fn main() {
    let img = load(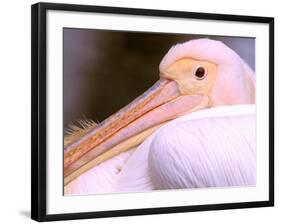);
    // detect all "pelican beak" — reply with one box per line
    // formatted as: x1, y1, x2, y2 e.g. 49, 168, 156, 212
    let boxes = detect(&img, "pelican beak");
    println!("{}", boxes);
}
64, 79, 210, 185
